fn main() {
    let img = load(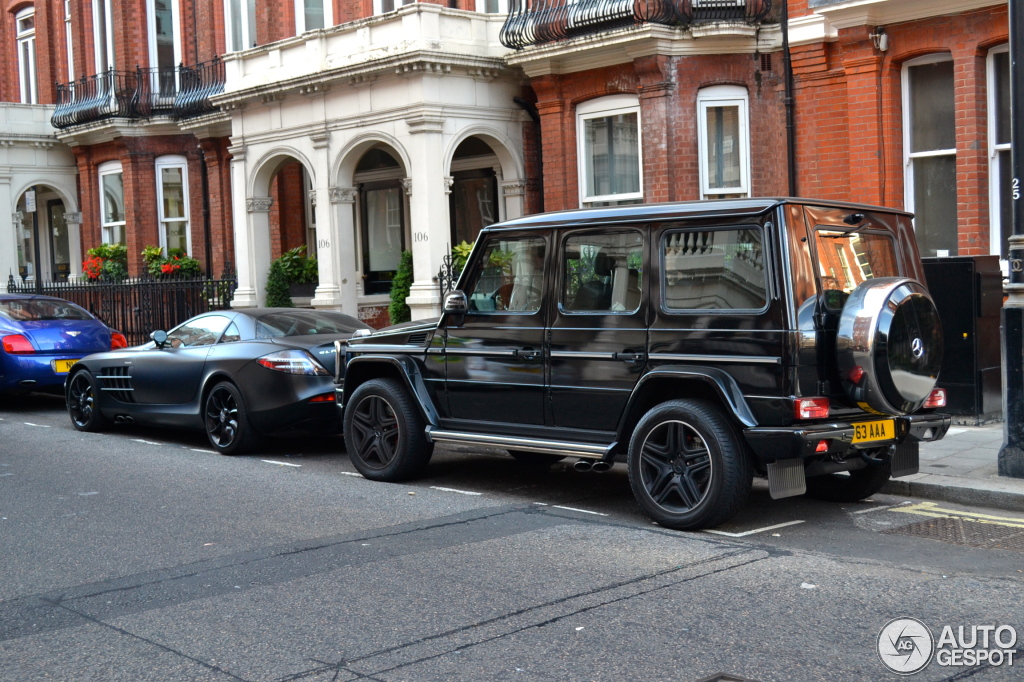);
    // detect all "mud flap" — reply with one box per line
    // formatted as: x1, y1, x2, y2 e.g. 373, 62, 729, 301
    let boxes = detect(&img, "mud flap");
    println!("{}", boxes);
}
890, 441, 920, 478
767, 458, 806, 499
